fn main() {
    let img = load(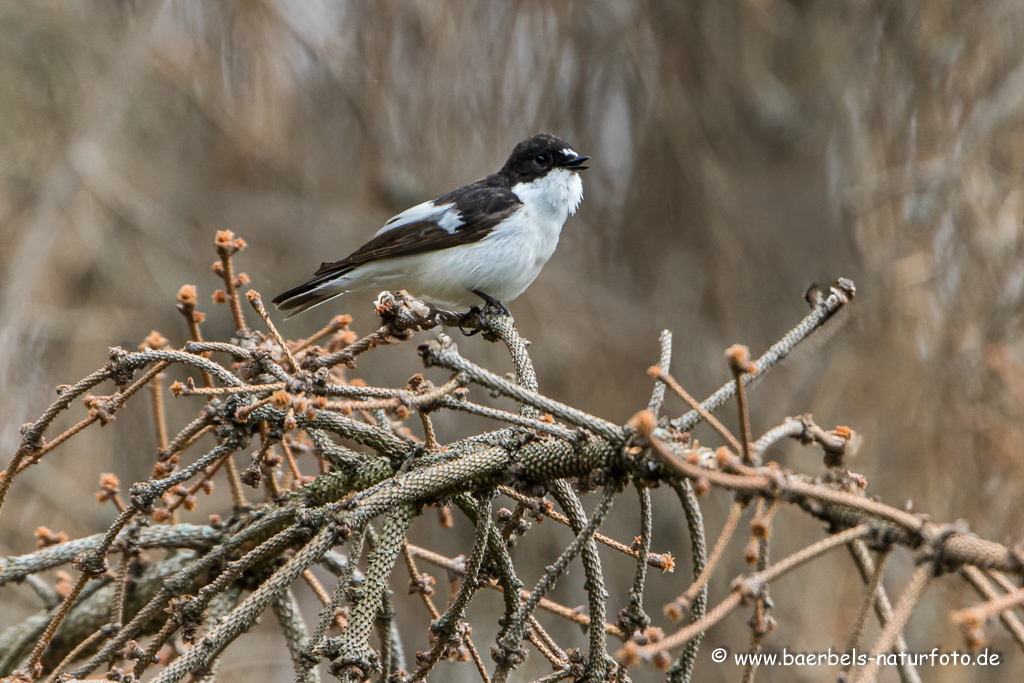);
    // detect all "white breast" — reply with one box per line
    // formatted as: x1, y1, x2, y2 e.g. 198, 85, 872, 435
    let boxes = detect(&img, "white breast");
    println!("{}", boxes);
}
512, 168, 584, 220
